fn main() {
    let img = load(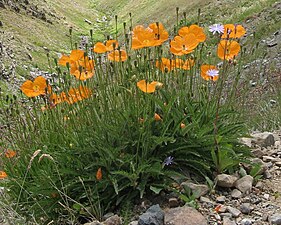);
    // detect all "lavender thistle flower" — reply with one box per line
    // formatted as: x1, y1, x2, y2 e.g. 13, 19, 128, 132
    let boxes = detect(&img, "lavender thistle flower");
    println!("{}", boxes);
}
209, 24, 224, 35
163, 156, 174, 166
